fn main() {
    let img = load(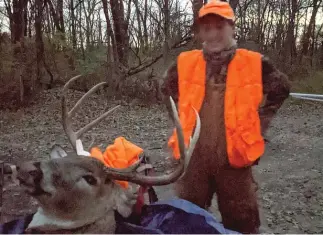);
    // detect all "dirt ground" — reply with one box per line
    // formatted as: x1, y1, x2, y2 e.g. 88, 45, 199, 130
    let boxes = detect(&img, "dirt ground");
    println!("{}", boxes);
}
0, 88, 322, 233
